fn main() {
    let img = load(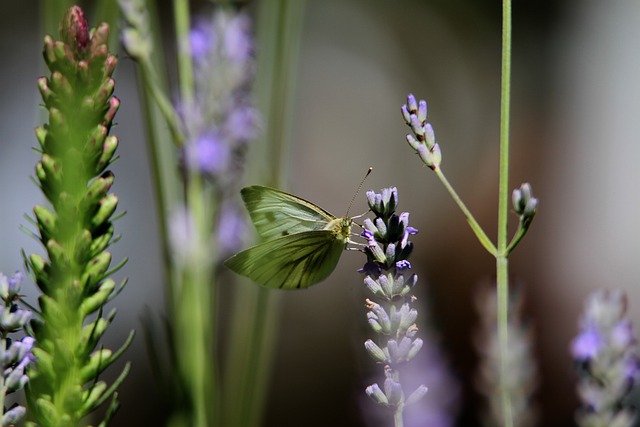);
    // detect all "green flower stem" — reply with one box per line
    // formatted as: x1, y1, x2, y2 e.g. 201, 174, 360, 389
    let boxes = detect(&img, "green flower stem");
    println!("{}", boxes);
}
173, 0, 194, 106
433, 167, 497, 256
394, 408, 404, 427
505, 223, 527, 255
497, 0, 513, 427
136, 68, 180, 299
179, 173, 218, 427
392, 370, 404, 427
139, 58, 186, 145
